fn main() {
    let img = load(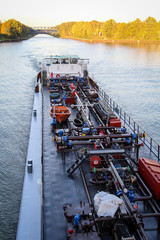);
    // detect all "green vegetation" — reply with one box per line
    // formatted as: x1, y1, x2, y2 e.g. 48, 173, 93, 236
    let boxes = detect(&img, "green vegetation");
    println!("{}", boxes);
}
0, 19, 33, 42
1, 17, 160, 43
57, 17, 160, 41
